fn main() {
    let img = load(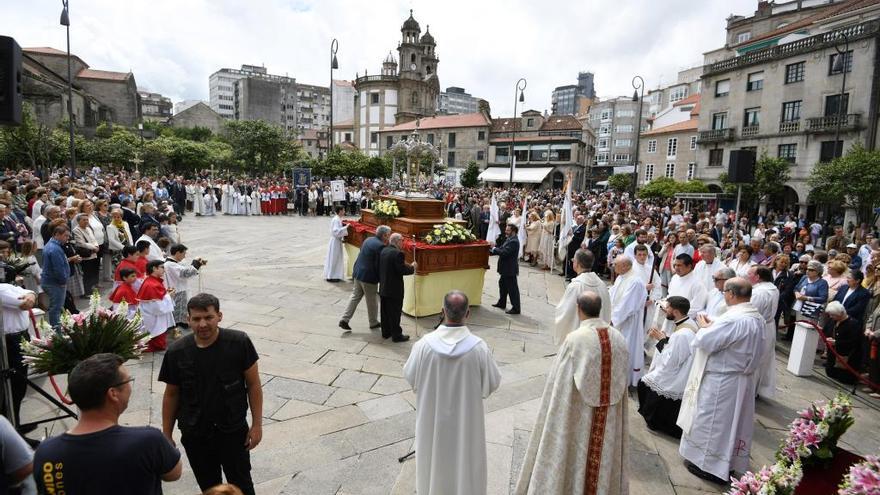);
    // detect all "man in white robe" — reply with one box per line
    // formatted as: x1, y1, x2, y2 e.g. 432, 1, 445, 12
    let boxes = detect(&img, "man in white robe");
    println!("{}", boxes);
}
704, 267, 735, 318
515, 290, 629, 495
747, 265, 779, 400
624, 228, 654, 268
638, 296, 697, 438
678, 277, 765, 484
323, 206, 348, 282
653, 253, 707, 339
555, 249, 611, 344
404, 291, 501, 495
610, 256, 648, 387
692, 244, 724, 294
135, 224, 165, 262
631, 244, 662, 350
